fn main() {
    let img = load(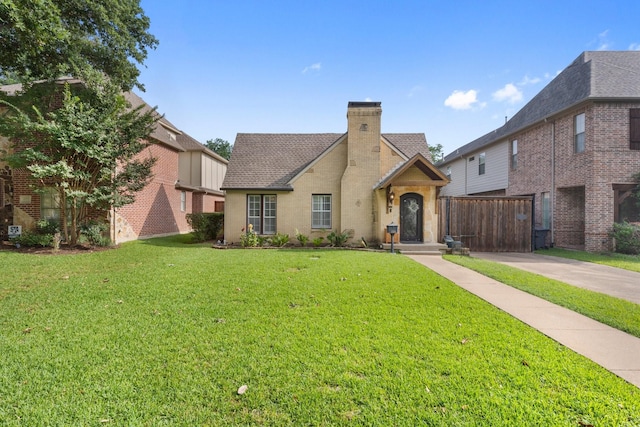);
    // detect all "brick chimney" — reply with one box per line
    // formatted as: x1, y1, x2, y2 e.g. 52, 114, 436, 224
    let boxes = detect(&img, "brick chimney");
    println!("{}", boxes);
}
341, 101, 382, 241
